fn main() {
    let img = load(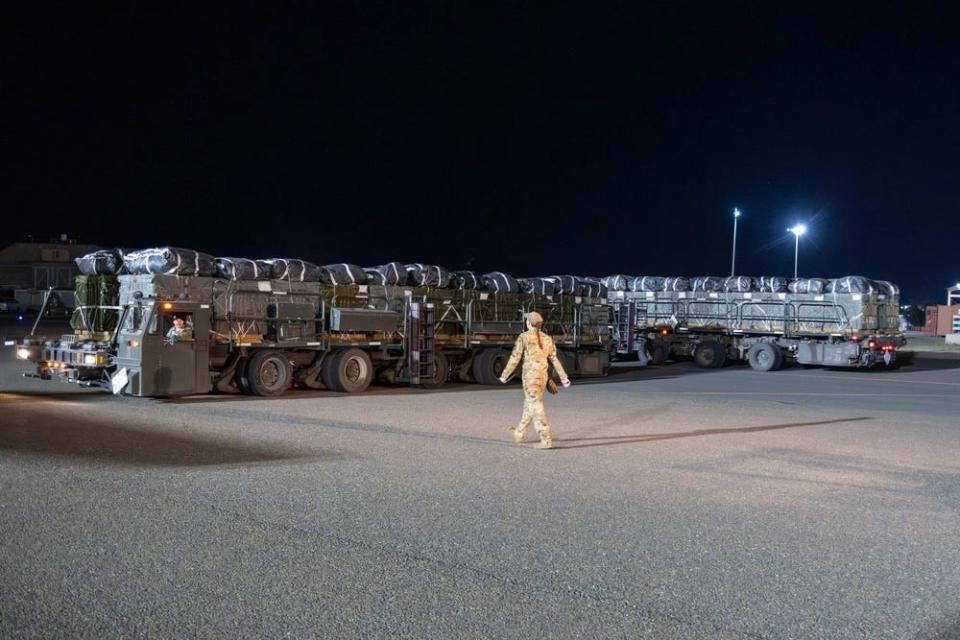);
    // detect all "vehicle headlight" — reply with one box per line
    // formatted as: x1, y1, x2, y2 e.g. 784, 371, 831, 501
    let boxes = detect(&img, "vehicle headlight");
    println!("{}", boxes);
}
16, 347, 31, 360
83, 354, 101, 366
